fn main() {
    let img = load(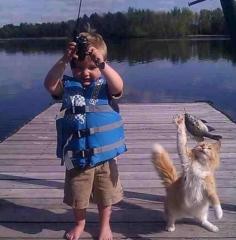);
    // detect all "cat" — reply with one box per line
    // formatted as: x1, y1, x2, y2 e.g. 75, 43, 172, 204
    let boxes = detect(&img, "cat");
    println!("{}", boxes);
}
152, 114, 223, 232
